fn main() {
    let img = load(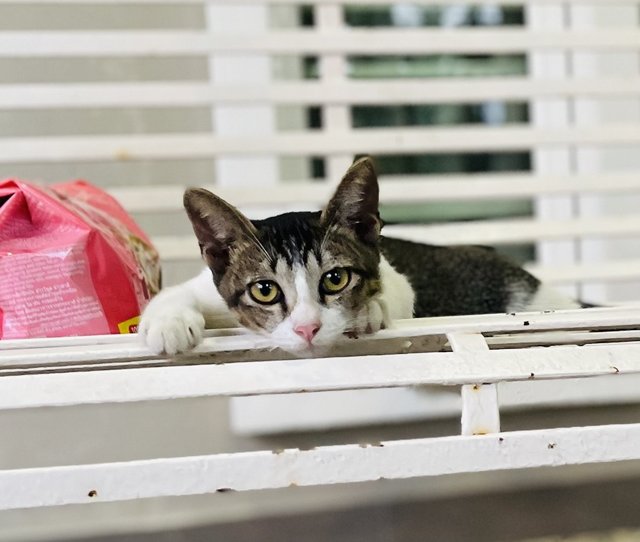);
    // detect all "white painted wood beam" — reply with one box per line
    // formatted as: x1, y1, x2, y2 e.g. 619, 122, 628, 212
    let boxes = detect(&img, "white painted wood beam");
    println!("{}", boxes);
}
2, 423, 640, 511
